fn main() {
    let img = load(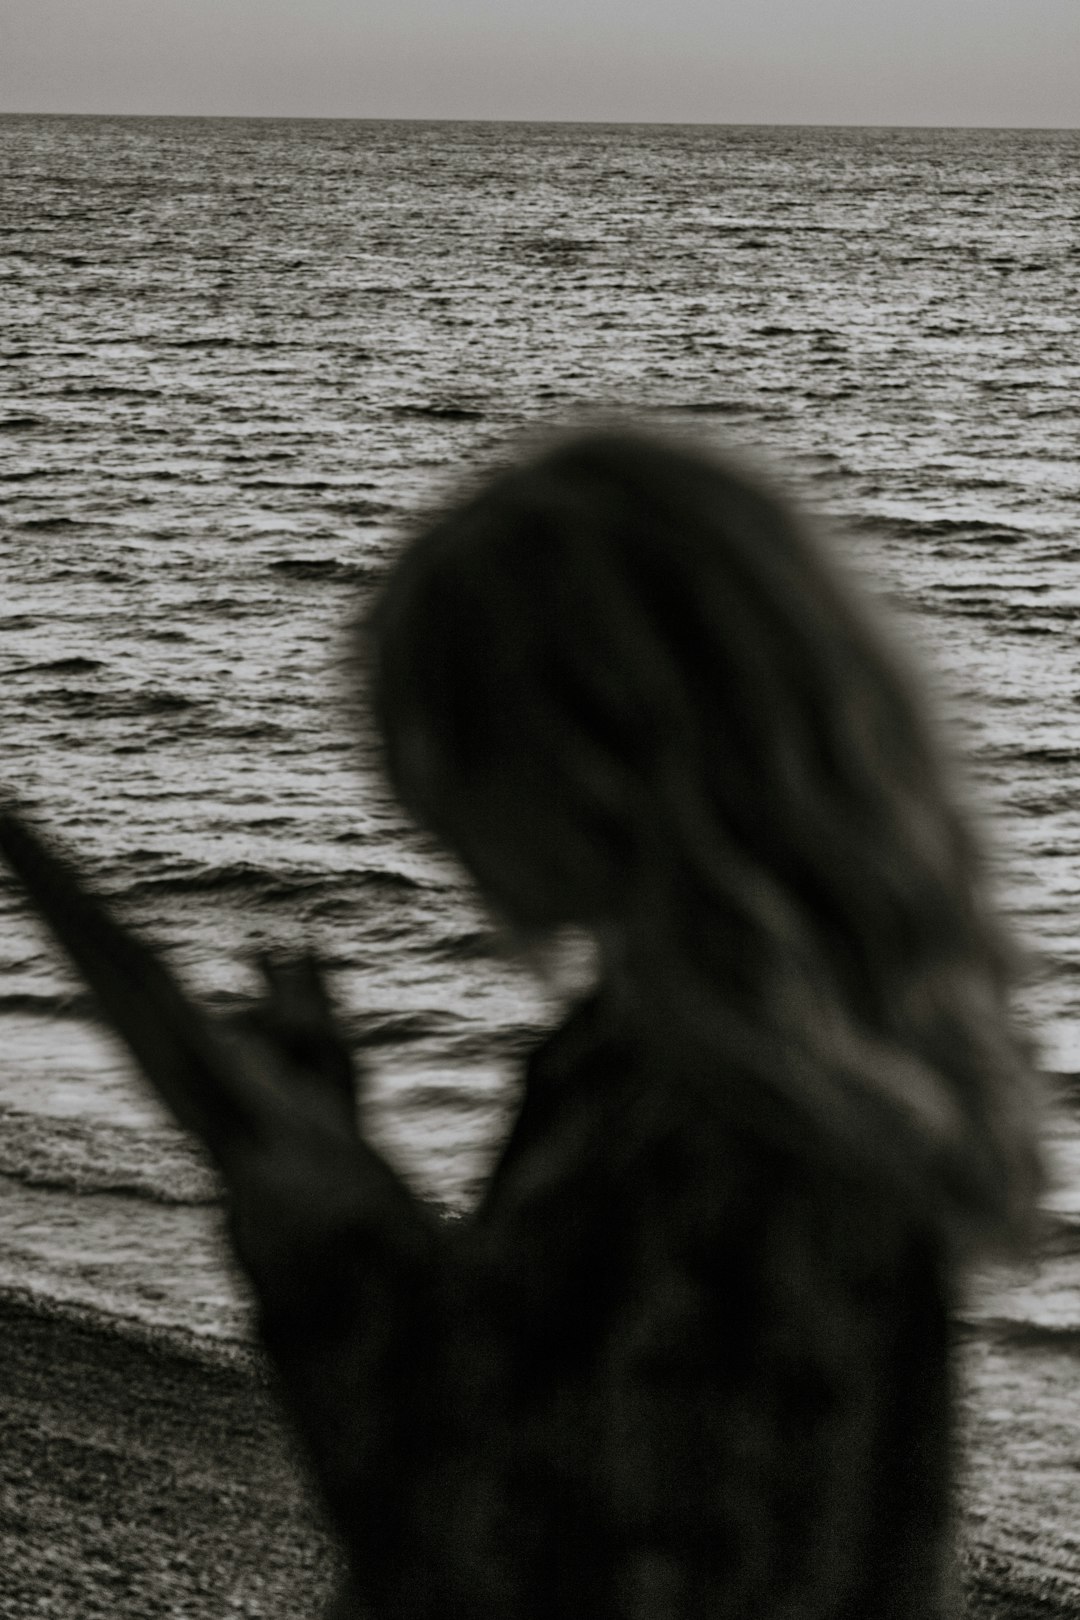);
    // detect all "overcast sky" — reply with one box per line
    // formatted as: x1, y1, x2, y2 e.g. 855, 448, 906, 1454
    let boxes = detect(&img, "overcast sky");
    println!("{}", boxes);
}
3, 0, 1079, 125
